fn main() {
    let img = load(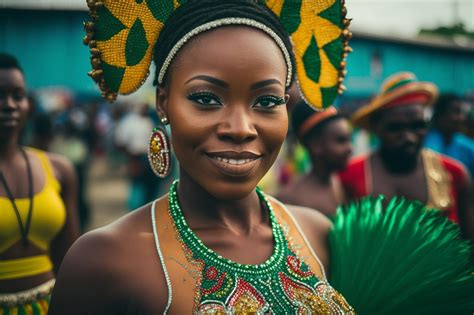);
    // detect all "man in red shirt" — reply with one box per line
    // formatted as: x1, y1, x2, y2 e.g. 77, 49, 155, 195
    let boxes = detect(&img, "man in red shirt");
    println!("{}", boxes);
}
339, 72, 473, 243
